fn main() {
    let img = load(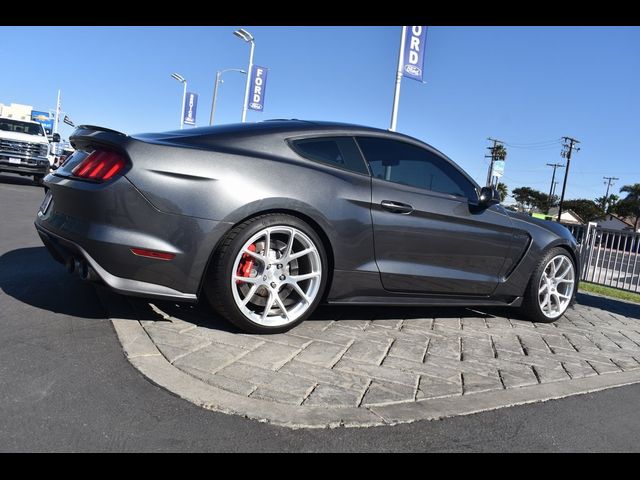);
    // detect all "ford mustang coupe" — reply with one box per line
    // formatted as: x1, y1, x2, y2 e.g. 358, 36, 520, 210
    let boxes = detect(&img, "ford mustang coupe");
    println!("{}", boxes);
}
35, 120, 578, 333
